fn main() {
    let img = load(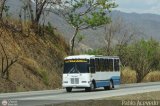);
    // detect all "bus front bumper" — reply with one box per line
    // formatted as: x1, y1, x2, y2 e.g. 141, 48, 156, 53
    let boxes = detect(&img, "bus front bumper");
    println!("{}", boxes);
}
62, 83, 90, 88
